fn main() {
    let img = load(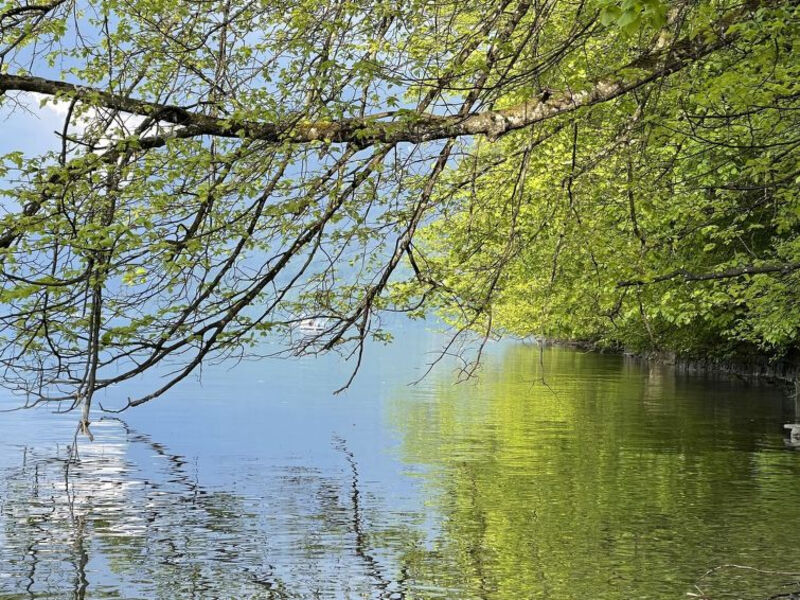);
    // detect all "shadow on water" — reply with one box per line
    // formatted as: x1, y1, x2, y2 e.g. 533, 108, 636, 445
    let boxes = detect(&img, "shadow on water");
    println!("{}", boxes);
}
1, 342, 800, 599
